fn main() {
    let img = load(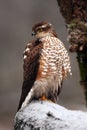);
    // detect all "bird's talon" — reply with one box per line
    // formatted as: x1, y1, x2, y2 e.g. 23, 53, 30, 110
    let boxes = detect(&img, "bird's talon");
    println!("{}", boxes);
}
39, 95, 47, 101
39, 95, 53, 102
